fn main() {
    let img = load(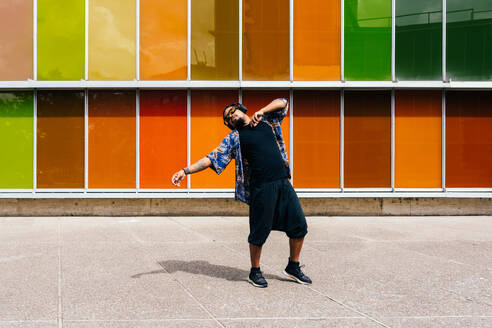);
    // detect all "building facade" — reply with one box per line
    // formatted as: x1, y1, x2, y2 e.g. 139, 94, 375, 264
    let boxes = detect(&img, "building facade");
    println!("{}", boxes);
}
0, 0, 491, 205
